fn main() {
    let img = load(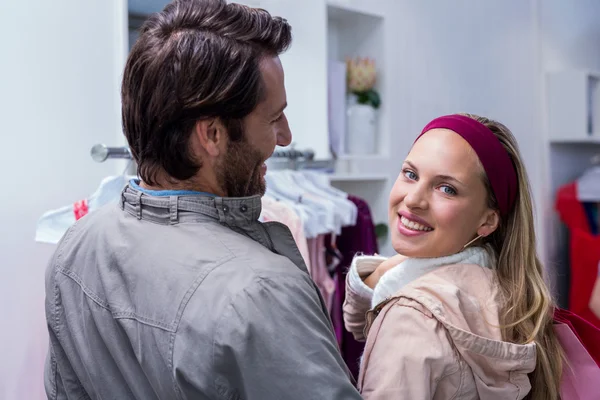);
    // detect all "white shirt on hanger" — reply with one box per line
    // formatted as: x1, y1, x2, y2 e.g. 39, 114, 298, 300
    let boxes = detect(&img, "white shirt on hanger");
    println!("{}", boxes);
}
36, 175, 134, 244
